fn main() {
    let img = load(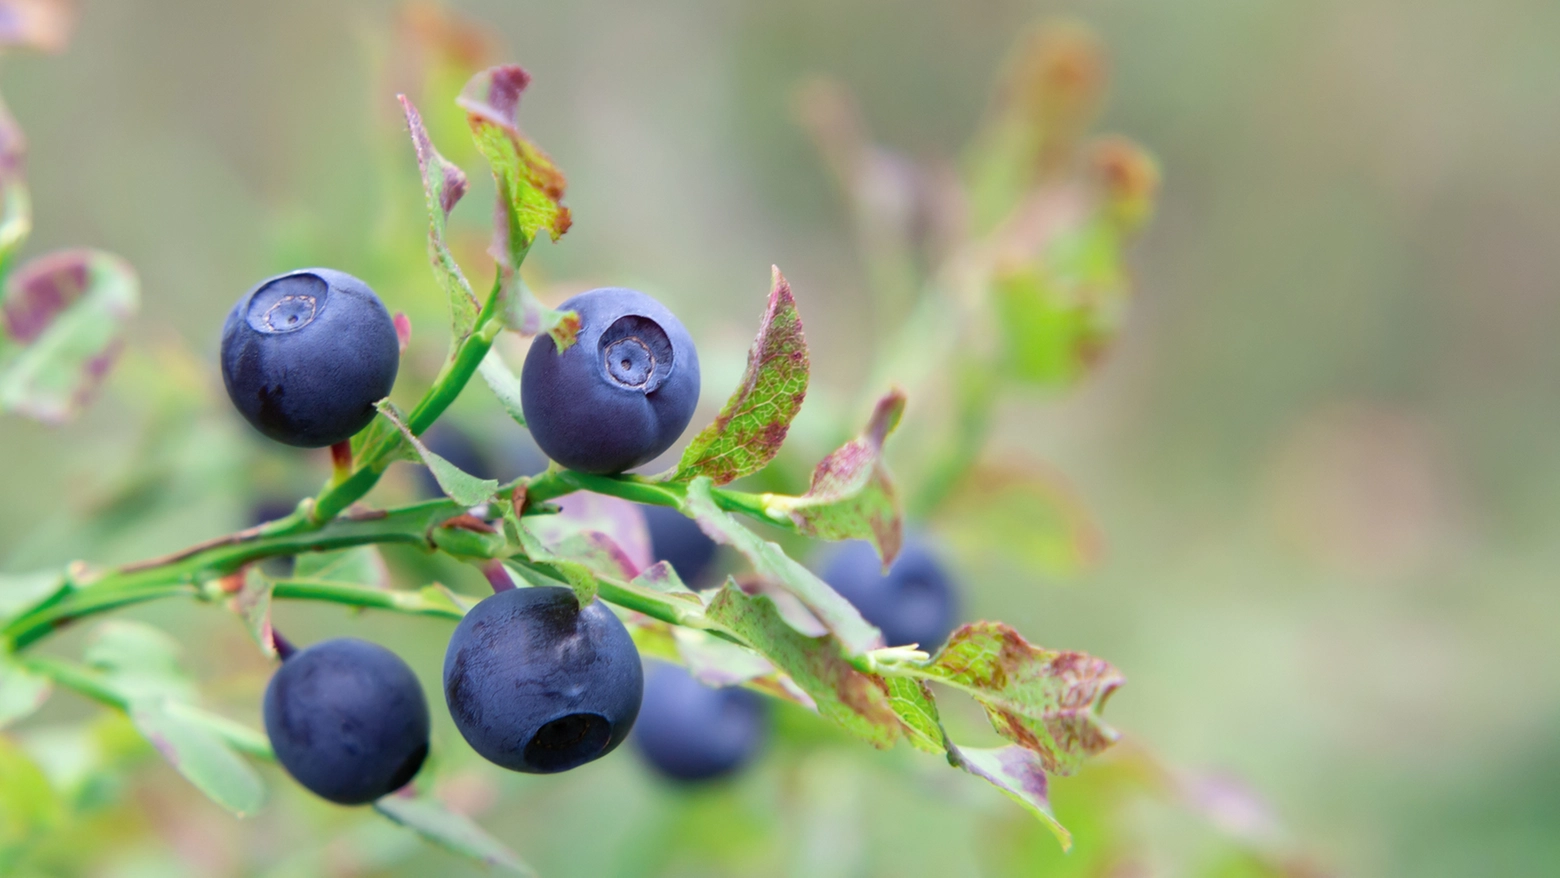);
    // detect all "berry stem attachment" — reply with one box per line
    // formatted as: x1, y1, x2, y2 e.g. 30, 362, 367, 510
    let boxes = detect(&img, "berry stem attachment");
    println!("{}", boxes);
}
481, 560, 516, 593
329, 441, 353, 484
272, 628, 298, 660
